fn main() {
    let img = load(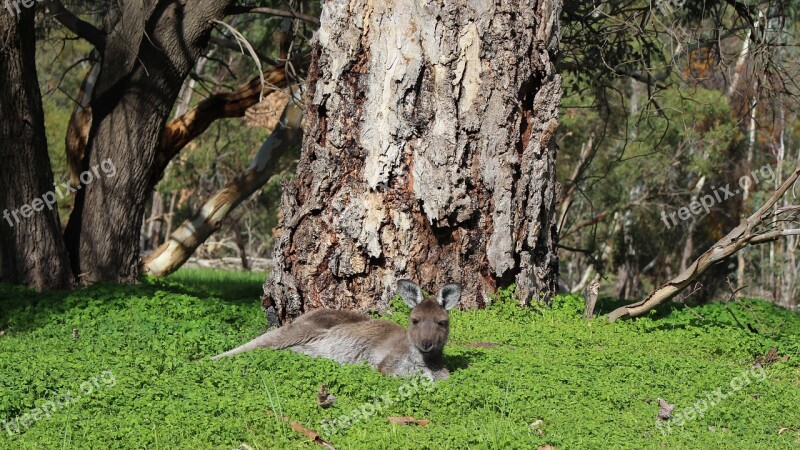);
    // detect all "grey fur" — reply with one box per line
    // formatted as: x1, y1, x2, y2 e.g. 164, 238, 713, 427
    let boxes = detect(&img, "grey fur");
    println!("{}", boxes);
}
437, 284, 461, 310
211, 281, 461, 380
397, 279, 423, 307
